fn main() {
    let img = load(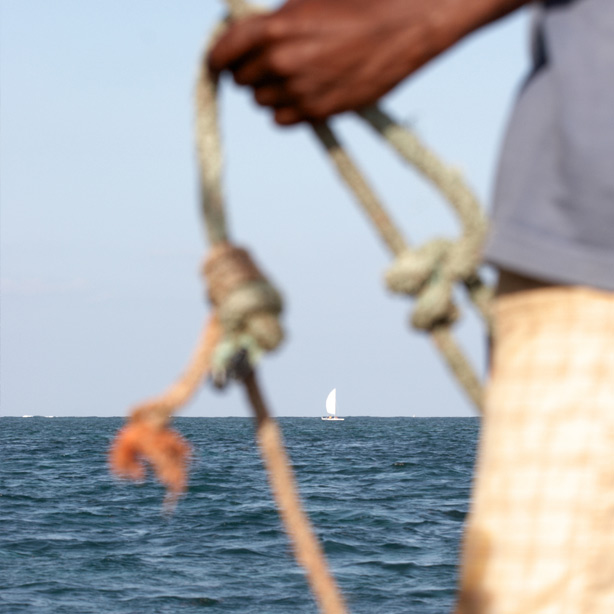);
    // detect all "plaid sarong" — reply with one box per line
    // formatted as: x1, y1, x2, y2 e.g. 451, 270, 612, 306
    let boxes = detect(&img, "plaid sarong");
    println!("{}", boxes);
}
455, 275, 614, 614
